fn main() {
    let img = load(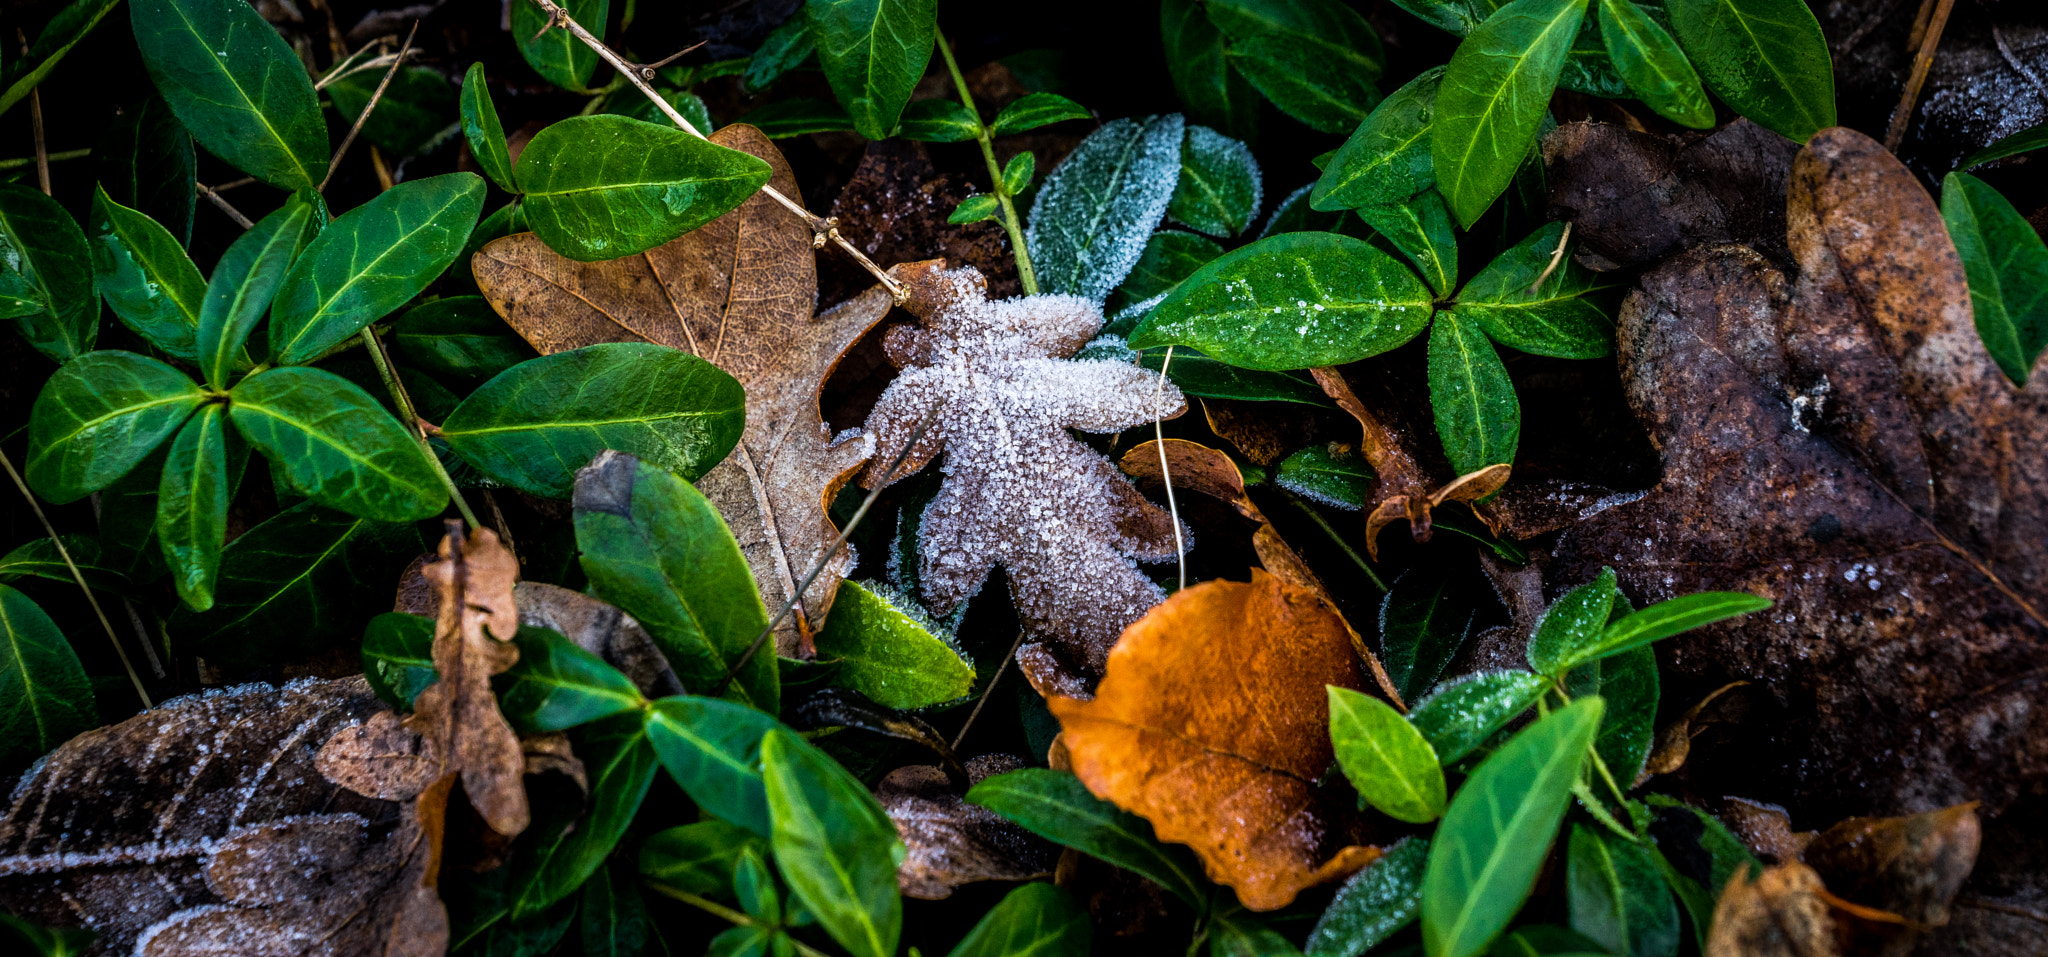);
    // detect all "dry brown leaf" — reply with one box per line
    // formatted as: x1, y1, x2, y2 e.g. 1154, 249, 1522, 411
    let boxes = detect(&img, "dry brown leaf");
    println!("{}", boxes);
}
1050, 570, 1379, 911
1707, 861, 1843, 957
515, 581, 682, 697
1720, 797, 1815, 865
878, 754, 1059, 900
1803, 802, 1980, 928
407, 523, 527, 839
1202, 398, 1314, 467
1311, 367, 1510, 557
1637, 680, 1749, 784
473, 123, 894, 656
